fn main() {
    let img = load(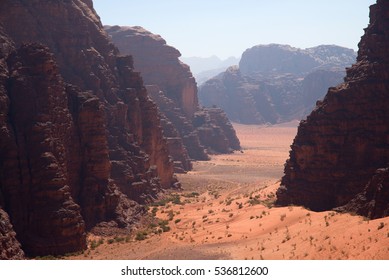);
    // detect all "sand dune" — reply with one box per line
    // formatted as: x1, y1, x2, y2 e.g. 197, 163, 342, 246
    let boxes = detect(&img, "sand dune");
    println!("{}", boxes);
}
67, 121, 389, 260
